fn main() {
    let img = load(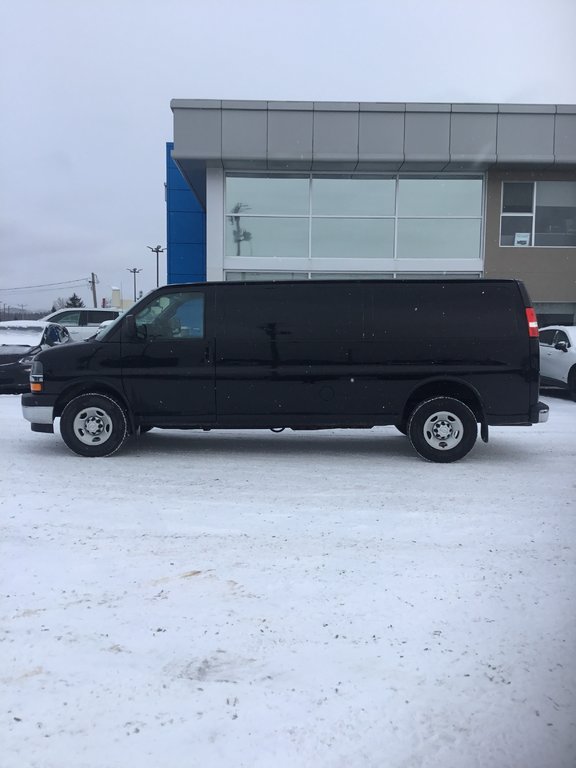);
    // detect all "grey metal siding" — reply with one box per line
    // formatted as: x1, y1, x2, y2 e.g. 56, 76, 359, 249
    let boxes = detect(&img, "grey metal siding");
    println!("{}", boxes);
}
171, 100, 576, 175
